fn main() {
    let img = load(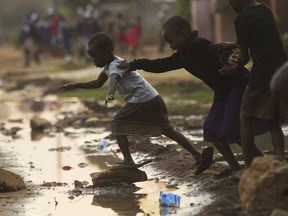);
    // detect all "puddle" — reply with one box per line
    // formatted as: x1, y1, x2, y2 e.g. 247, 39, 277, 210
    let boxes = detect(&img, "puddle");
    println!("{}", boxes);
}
1, 87, 287, 216
0, 90, 214, 216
